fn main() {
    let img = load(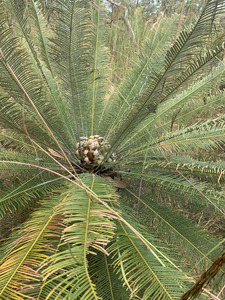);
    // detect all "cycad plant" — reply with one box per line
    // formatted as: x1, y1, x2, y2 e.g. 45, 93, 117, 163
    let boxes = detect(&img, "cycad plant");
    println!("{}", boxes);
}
0, 0, 225, 299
